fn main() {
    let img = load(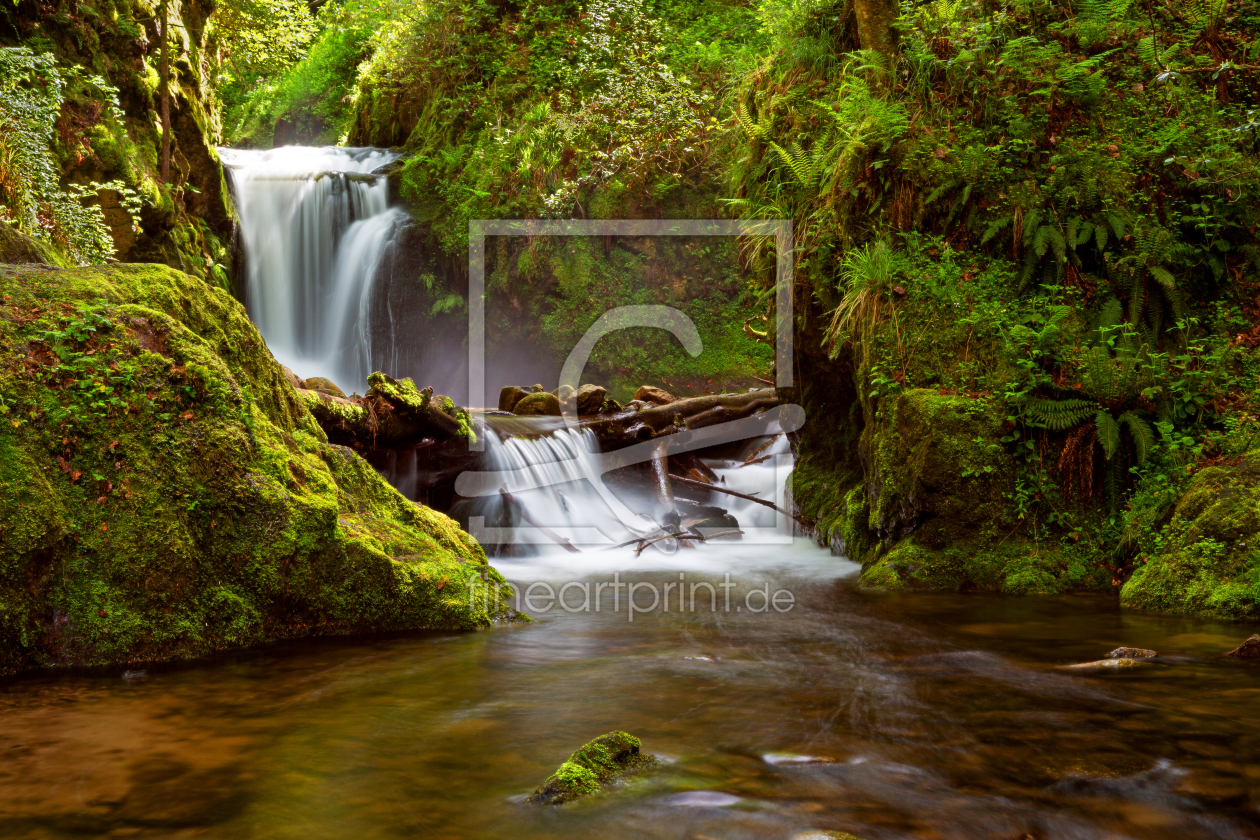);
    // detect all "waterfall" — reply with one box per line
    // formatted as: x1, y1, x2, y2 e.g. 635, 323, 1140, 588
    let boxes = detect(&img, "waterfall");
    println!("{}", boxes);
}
220, 145, 408, 391
454, 417, 795, 556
